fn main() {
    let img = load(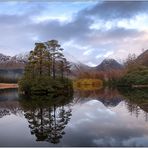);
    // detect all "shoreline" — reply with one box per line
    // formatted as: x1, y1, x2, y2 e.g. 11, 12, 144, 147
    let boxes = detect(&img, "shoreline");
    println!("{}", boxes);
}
0, 83, 18, 89
132, 85, 148, 88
